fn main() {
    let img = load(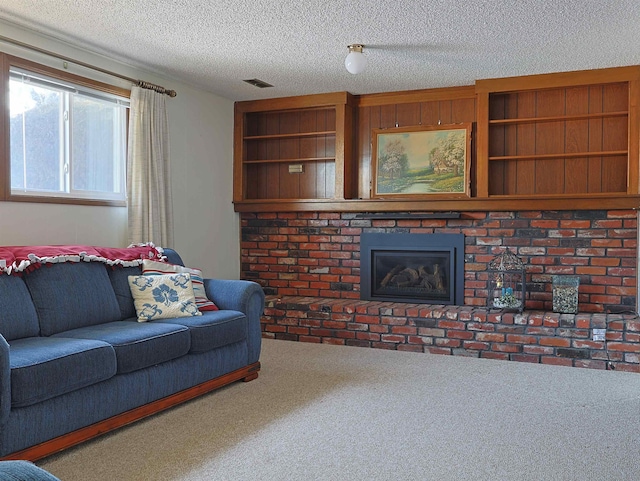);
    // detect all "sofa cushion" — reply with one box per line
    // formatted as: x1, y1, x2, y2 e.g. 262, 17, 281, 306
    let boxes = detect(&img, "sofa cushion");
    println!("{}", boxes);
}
128, 273, 201, 321
23, 262, 122, 336
156, 310, 247, 353
51, 321, 191, 373
0, 275, 39, 341
9, 337, 116, 408
107, 265, 142, 320
142, 259, 218, 311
